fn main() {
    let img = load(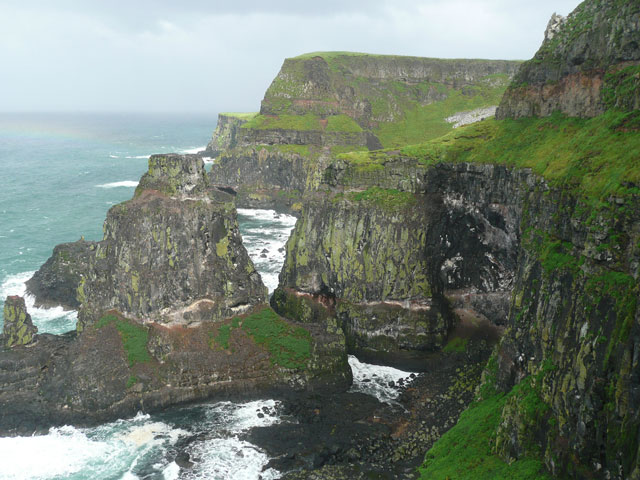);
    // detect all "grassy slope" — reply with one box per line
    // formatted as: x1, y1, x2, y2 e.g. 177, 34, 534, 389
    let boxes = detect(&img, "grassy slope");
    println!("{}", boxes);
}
342, 109, 640, 202
249, 52, 516, 149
